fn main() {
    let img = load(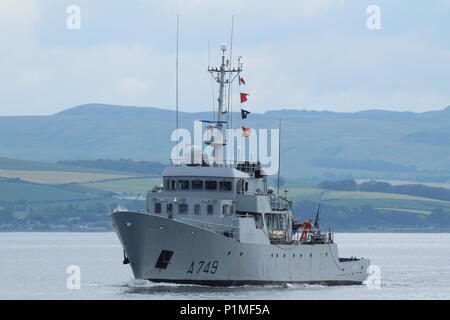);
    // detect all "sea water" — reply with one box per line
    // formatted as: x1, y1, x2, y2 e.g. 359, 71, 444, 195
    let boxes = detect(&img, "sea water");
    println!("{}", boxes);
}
0, 232, 449, 299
